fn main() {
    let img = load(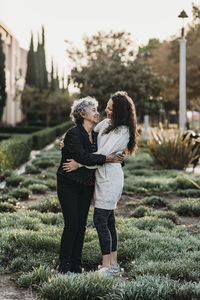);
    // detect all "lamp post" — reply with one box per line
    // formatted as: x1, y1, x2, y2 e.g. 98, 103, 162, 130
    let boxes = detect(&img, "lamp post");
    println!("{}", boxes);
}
178, 10, 188, 129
